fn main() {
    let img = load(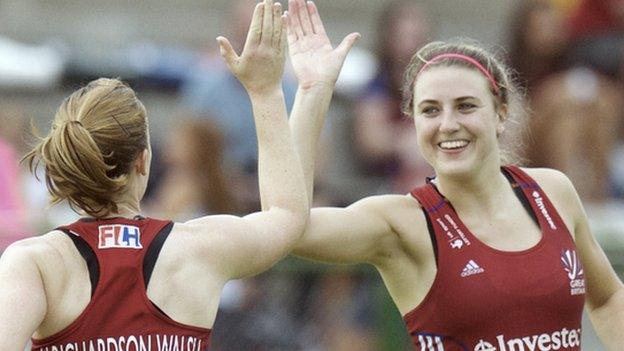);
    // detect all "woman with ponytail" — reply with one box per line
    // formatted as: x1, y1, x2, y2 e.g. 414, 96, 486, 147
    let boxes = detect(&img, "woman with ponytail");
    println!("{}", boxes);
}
0, 1, 309, 349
